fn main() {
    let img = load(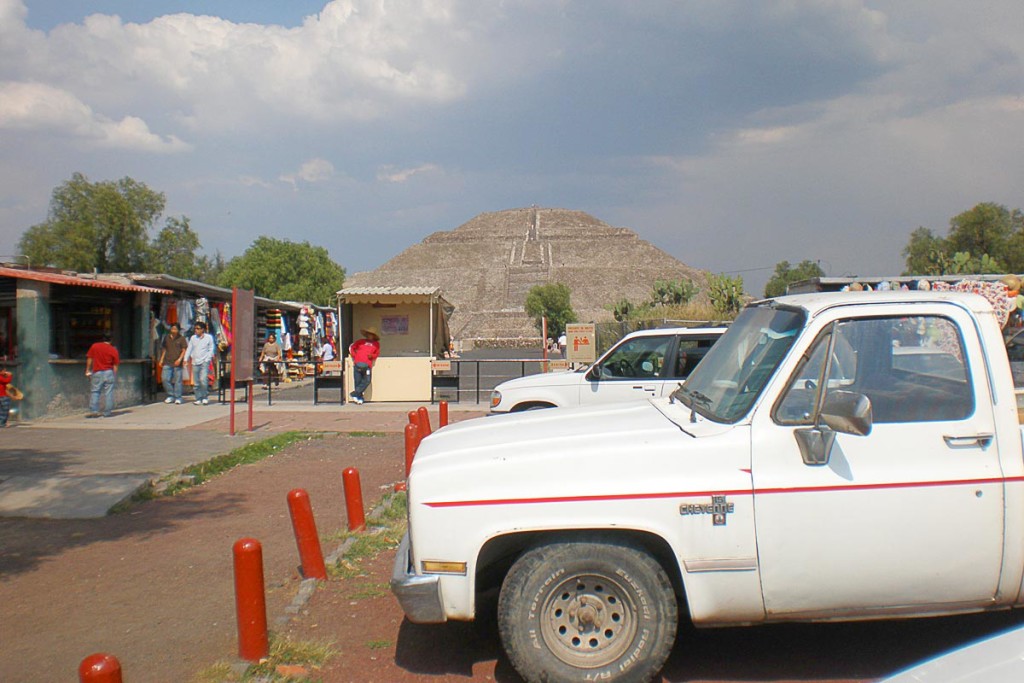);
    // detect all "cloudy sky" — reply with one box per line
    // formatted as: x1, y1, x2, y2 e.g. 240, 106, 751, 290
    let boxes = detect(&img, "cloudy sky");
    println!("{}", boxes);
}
1, 0, 1022, 295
